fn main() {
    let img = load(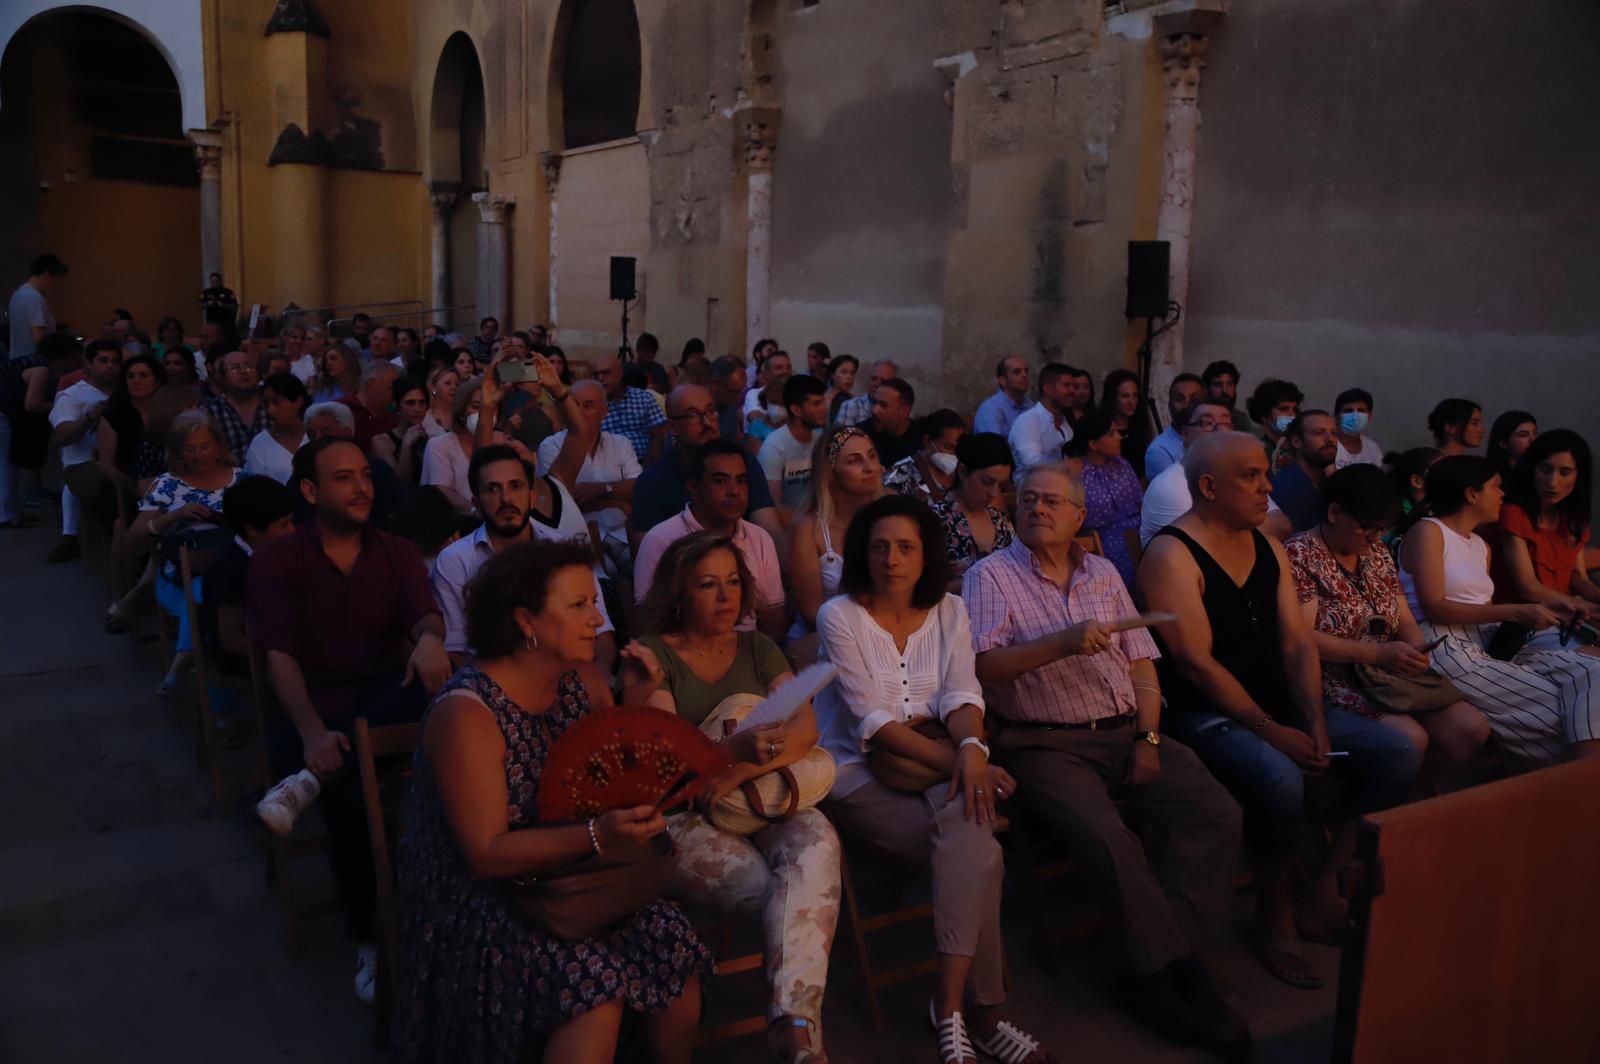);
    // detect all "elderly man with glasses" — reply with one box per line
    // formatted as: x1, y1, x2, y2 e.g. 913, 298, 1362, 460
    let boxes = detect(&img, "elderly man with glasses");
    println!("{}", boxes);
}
628, 384, 784, 547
